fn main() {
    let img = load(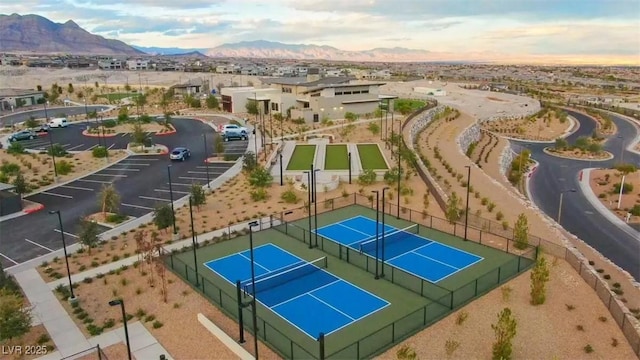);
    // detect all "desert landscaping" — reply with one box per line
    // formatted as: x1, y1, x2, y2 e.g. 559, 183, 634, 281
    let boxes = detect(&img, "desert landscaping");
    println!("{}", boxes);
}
589, 167, 640, 225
